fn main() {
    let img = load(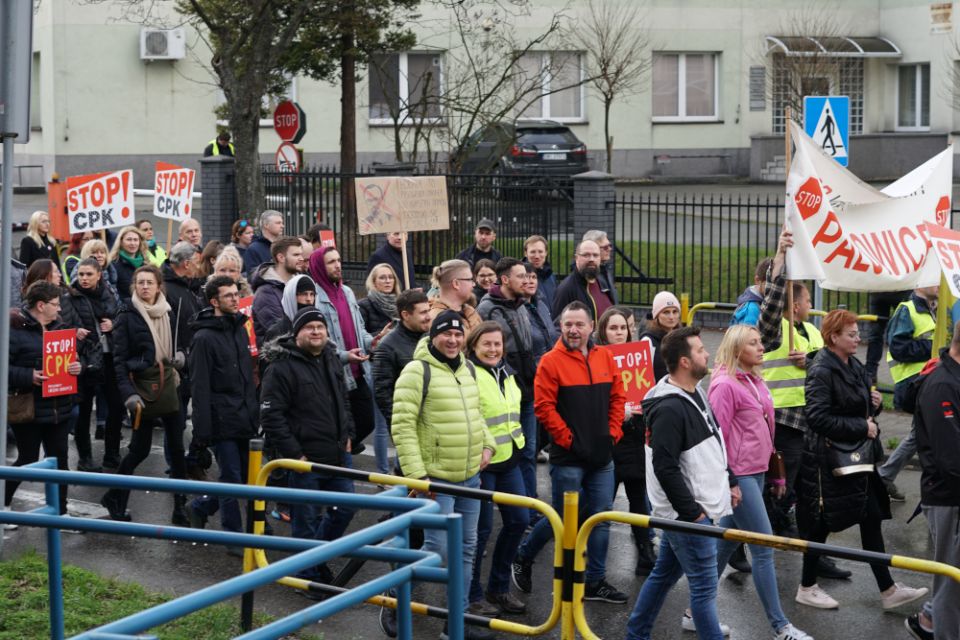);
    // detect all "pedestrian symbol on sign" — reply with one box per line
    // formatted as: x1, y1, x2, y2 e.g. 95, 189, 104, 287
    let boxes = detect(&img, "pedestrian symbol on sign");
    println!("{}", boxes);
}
803, 96, 850, 167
